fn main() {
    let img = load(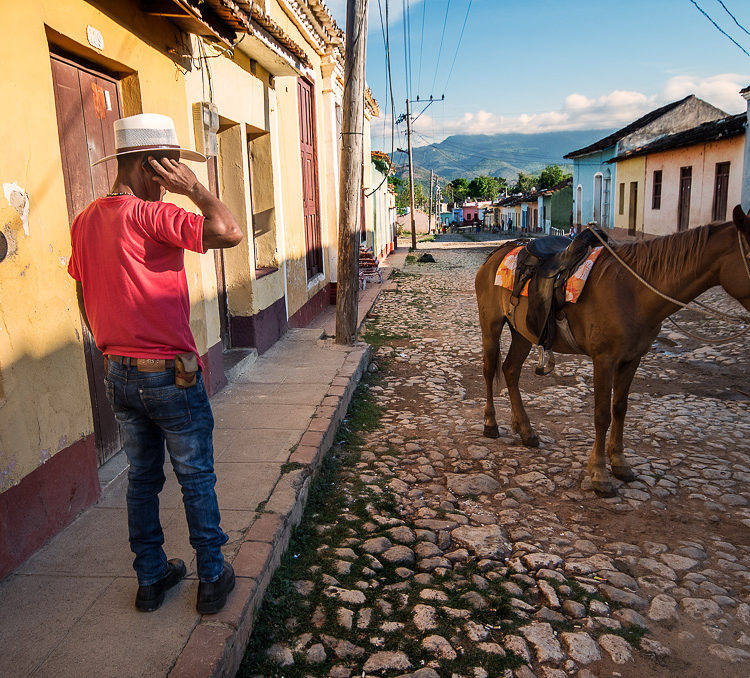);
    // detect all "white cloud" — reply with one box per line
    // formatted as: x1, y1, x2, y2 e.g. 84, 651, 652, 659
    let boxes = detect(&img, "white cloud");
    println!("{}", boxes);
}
371, 73, 750, 147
